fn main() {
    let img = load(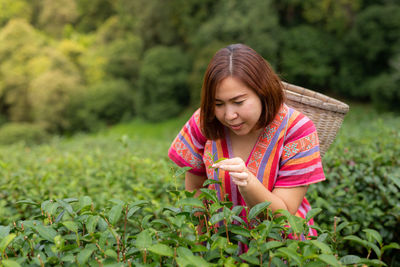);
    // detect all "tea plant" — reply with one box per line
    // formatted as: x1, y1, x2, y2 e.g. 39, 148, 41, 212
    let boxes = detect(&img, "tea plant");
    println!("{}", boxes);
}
1, 176, 398, 266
